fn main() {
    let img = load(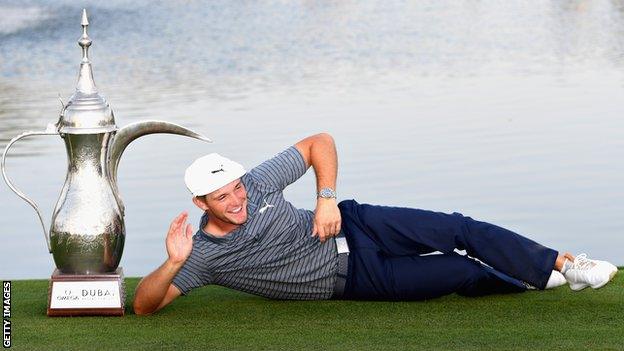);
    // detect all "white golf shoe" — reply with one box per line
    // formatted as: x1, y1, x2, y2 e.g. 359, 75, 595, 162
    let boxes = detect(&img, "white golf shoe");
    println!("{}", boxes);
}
564, 253, 618, 291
